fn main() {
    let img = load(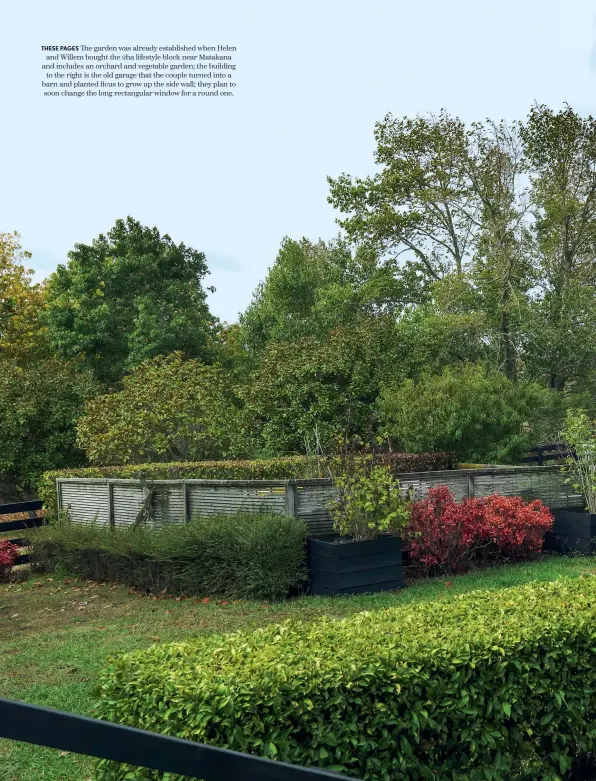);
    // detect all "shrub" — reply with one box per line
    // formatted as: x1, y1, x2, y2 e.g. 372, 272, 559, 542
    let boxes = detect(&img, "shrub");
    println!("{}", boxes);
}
561, 408, 596, 513
378, 363, 563, 464
404, 486, 554, 575
326, 445, 412, 540
29, 512, 308, 601
96, 577, 596, 780
480, 494, 554, 562
37, 452, 455, 518
403, 485, 485, 574
0, 539, 18, 582
76, 353, 246, 466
